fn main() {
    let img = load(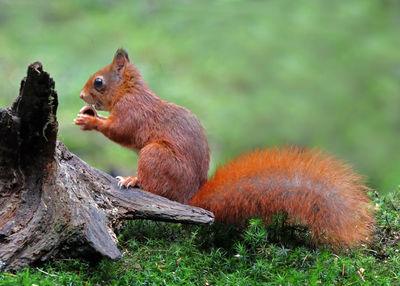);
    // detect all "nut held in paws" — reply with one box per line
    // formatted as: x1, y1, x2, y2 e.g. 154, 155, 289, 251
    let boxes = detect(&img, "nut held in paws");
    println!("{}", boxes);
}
79, 105, 97, 117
